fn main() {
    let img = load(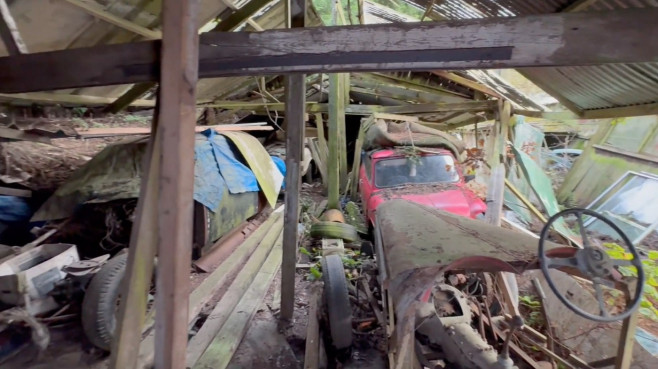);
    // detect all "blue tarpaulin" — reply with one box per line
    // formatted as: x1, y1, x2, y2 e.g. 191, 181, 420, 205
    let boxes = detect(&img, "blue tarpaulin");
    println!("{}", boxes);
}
0, 196, 32, 222
193, 130, 260, 212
